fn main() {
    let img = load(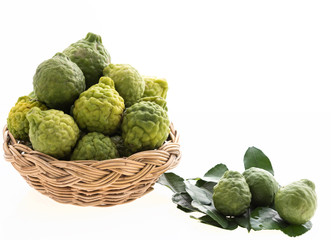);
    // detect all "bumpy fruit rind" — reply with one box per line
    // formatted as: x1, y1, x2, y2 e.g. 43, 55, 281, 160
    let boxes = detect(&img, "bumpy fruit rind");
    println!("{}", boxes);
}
142, 76, 168, 99
63, 32, 110, 88
213, 170, 251, 216
71, 132, 119, 160
99, 76, 115, 89
275, 179, 317, 225
73, 77, 125, 135
138, 96, 168, 111
33, 52, 85, 111
121, 101, 170, 153
103, 64, 145, 107
243, 167, 279, 206
26, 107, 80, 159
7, 96, 47, 141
